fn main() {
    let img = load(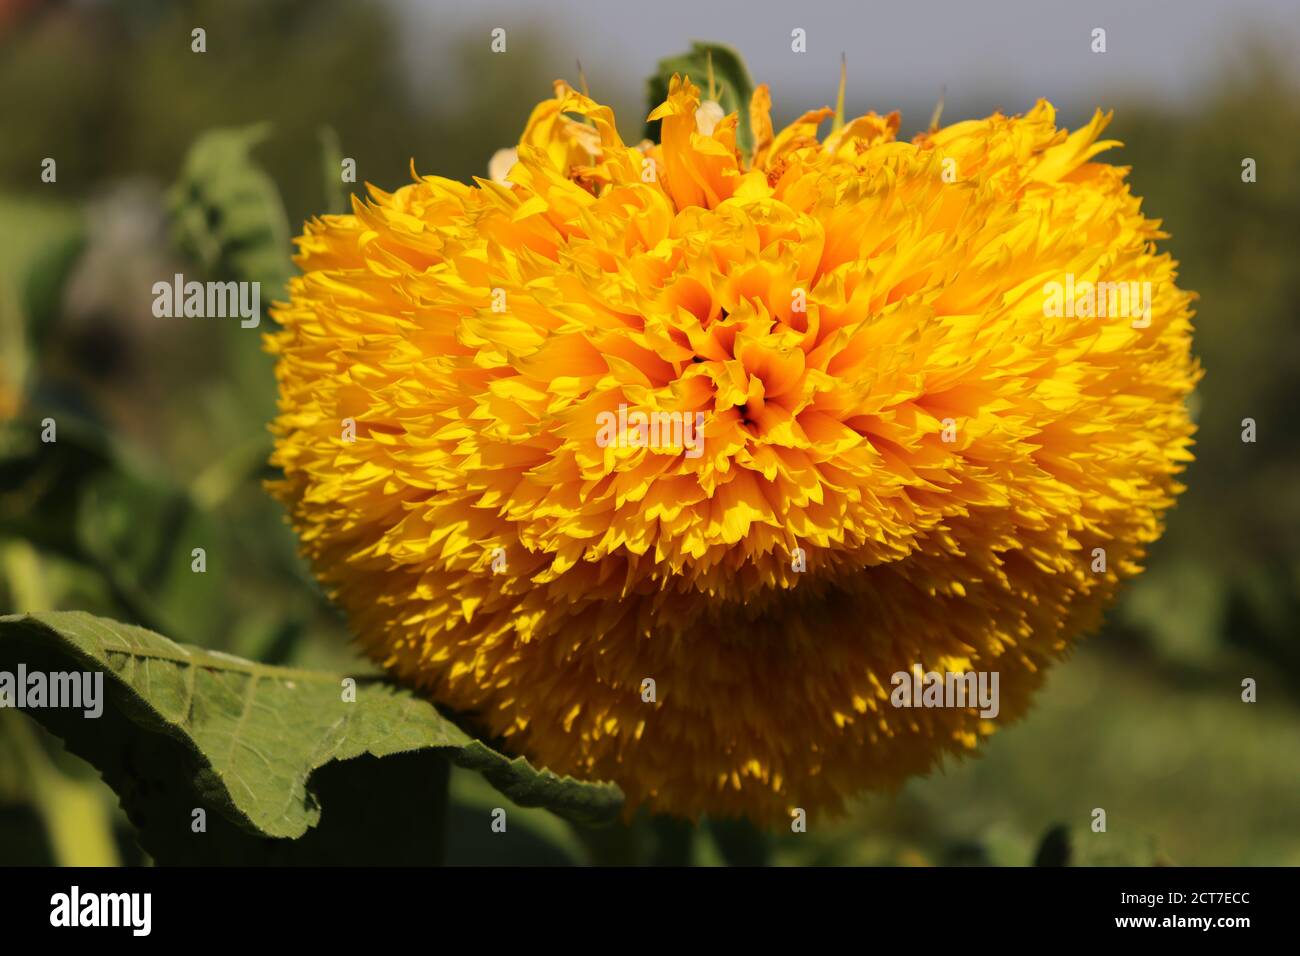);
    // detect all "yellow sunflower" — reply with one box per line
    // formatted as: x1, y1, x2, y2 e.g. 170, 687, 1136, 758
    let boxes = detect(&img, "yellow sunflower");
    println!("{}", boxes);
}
266, 74, 1199, 823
